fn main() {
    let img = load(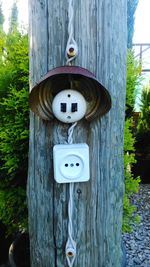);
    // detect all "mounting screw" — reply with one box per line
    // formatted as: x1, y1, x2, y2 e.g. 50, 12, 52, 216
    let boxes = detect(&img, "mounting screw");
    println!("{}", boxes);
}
66, 250, 74, 257
77, 188, 82, 199
77, 188, 82, 194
